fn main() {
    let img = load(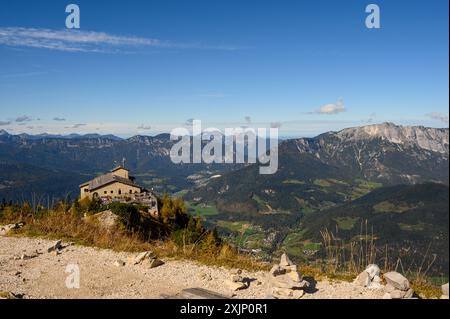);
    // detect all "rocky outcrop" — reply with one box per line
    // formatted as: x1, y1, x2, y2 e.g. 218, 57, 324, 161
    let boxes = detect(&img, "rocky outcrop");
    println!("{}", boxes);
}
267, 253, 309, 299
335, 122, 449, 154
